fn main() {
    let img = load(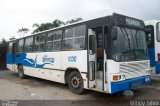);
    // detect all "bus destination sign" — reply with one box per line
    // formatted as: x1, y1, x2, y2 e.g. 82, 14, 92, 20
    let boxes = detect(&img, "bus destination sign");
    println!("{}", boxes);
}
126, 18, 141, 27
